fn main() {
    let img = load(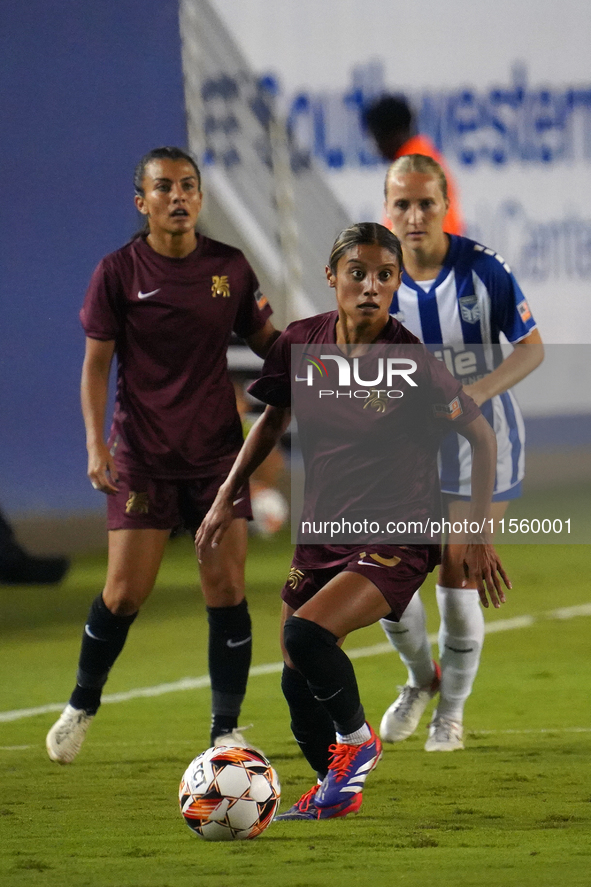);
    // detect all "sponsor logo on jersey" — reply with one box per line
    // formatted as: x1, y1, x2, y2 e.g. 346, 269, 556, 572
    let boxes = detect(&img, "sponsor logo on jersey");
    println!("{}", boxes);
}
211, 275, 230, 297
433, 397, 463, 420
517, 299, 532, 322
125, 491, 150, 515
137, 288, 161, 299
458, 295, 481, 324
286, 567, 305, 589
